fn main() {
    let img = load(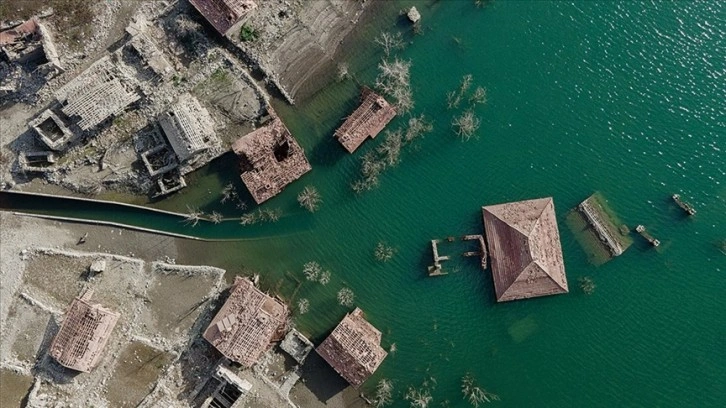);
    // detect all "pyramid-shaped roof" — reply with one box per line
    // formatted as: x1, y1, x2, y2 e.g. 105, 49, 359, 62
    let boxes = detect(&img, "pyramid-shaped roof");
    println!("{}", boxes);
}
482, 197, 568, 302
